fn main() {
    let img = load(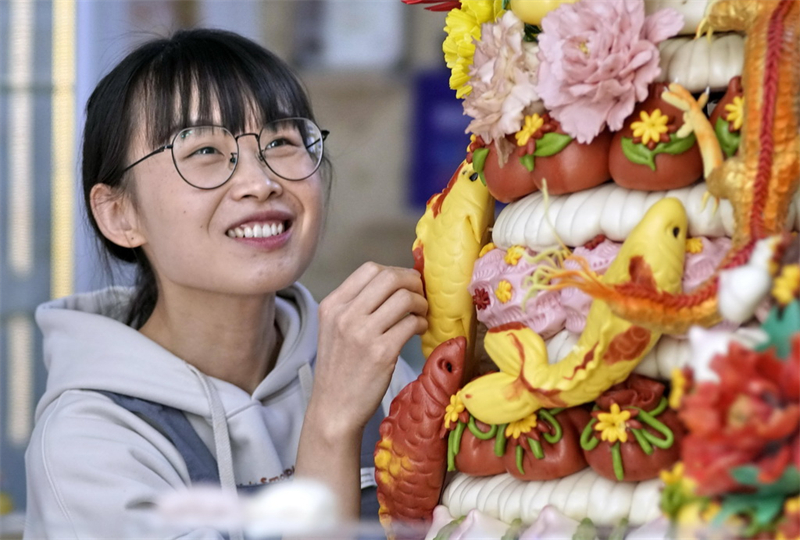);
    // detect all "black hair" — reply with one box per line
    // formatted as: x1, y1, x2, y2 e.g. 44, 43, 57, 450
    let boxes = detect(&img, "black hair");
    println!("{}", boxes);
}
83, 28, 331, 328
